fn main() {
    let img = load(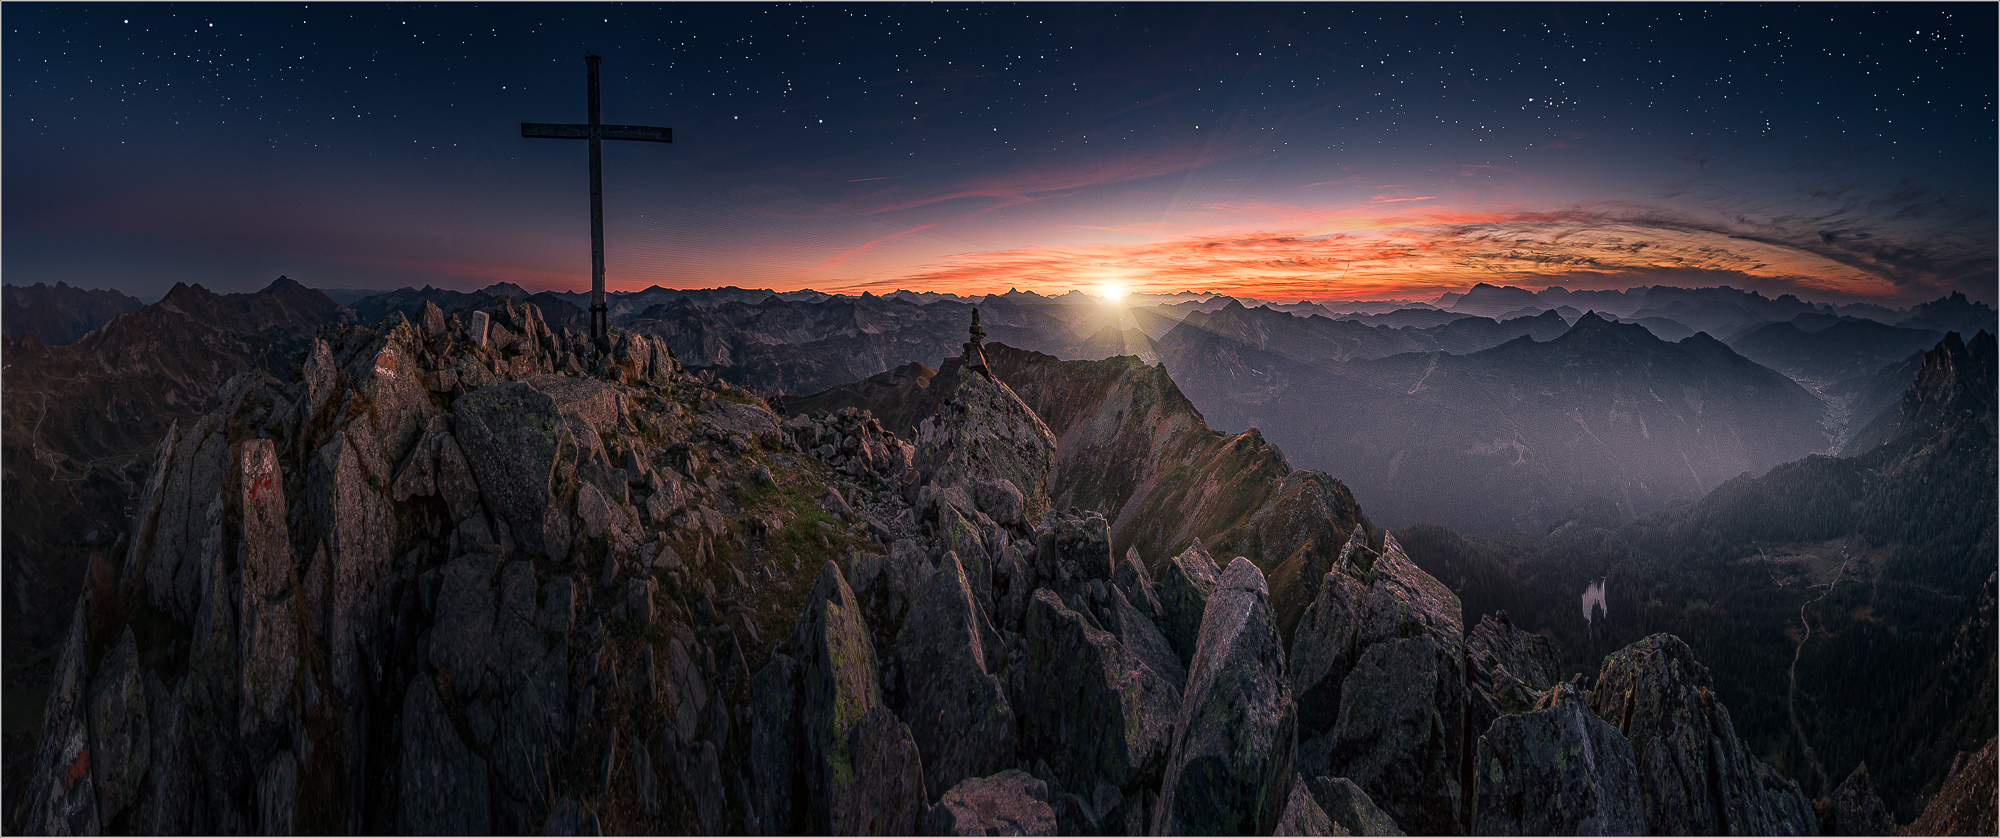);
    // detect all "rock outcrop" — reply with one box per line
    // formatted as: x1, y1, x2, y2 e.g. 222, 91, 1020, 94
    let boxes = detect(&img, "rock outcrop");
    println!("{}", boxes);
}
752, 562, 926, 835
1820, 762, 1894, 836
923, 770, 1059, 836
1154, 558, 1296, 836
1289, 532, 1465, 836
1587, 633, 1817, 835
13, 307, 1829, 838
1473, 685, 1644, 835
911, 323, 1057, 528
895, 552, 1017, 801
